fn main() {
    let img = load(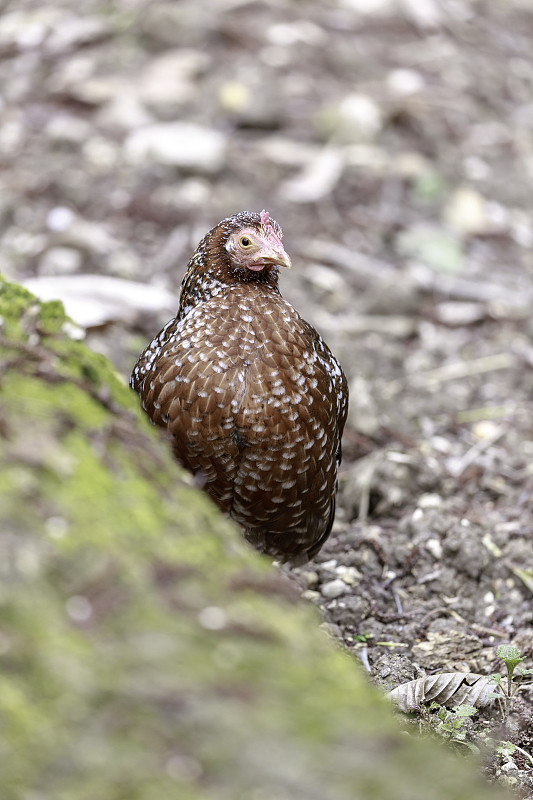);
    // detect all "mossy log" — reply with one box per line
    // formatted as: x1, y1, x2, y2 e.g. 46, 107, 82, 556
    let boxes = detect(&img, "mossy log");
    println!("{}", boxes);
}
0, 277, 506, 800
